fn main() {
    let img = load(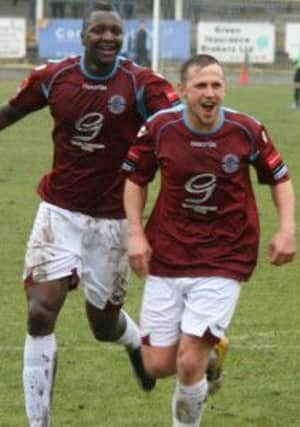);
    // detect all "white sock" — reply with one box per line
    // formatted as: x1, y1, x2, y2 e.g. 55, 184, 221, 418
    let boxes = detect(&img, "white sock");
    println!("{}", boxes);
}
172, 378, 208, 427
23, 334, 57, 427
115, 310, 141, 350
